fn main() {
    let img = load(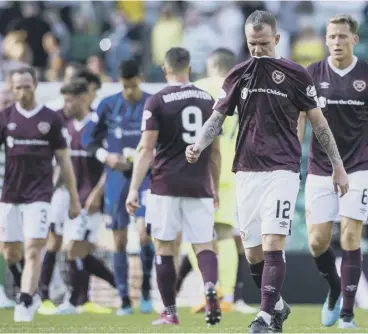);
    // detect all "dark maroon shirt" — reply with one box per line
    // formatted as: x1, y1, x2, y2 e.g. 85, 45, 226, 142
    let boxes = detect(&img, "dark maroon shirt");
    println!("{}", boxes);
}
0, 103, 67, 203
214, 56, 318, 173
143, 84, 214, 197
307, 57, 368, 176
66, 115, 104, 209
